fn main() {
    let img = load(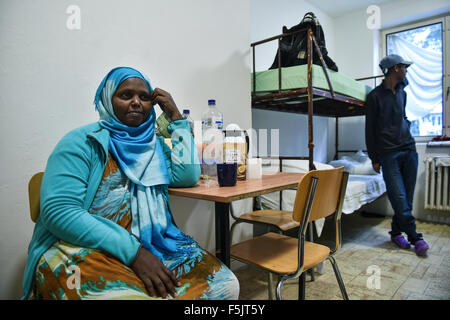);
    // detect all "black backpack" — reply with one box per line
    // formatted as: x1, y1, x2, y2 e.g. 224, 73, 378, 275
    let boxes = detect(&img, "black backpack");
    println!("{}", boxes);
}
269, 12, 338, 72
